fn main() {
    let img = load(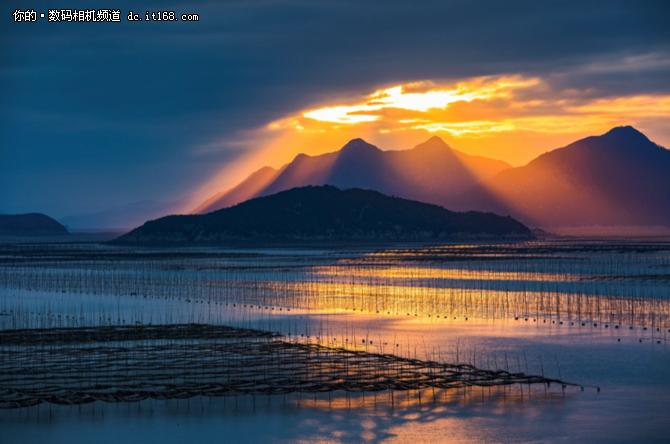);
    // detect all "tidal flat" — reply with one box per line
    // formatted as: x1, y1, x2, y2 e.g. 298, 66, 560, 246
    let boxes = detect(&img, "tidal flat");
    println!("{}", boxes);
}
1, 237, 668, 443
